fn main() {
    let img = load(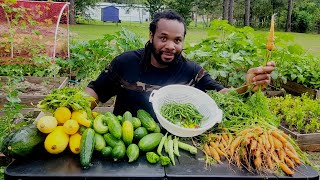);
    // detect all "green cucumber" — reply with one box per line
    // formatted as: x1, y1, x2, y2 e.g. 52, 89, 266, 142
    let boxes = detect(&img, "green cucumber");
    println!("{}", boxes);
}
112, 144, 126, 161
6, 124, 44, 157
122, 121, 134, 146
134, 127, 148, 140
94, 133, 106, 151
137, 109, 157, 131
126, 144, 140, 163
80, 128, 95, 167
154, 123, 161, 133
101, 146, 112, 157
103, 133, 125, 148
93, 114, 109, 134
105, 112, 122, 139
123, 111, 133, 122
138, 133, 164, 152
132, 117, 141, 129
